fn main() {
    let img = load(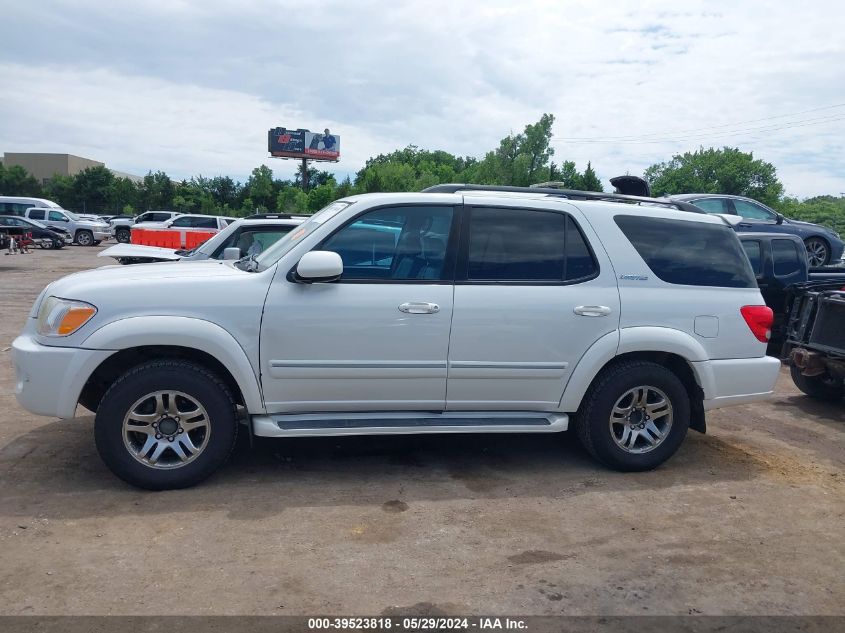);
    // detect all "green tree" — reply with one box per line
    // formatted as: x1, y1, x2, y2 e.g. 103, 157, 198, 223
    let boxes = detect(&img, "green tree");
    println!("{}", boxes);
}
0, 163, 42, 196
72, 166, 115, 214
579, 162, 603, 192
43, 174, 76, 209
644, 147, 783, 206
109, 177, 139, 213
246, 165, 275, 210
140, 171, 175, 210
774, 196, 845, 236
